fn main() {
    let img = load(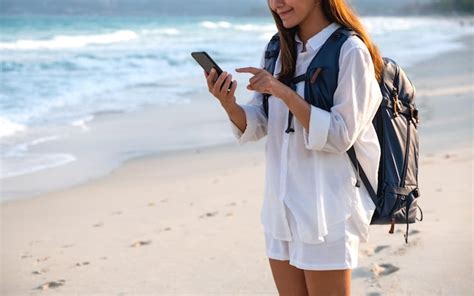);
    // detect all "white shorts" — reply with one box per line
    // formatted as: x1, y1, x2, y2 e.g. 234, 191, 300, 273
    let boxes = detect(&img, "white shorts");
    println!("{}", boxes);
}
264, 203, 360, 271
